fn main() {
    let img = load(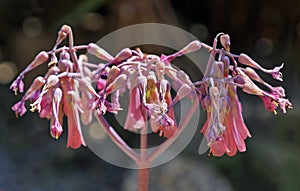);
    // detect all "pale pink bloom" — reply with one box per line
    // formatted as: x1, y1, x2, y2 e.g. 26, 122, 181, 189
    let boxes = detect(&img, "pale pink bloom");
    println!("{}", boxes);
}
124, 87, 146, 130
